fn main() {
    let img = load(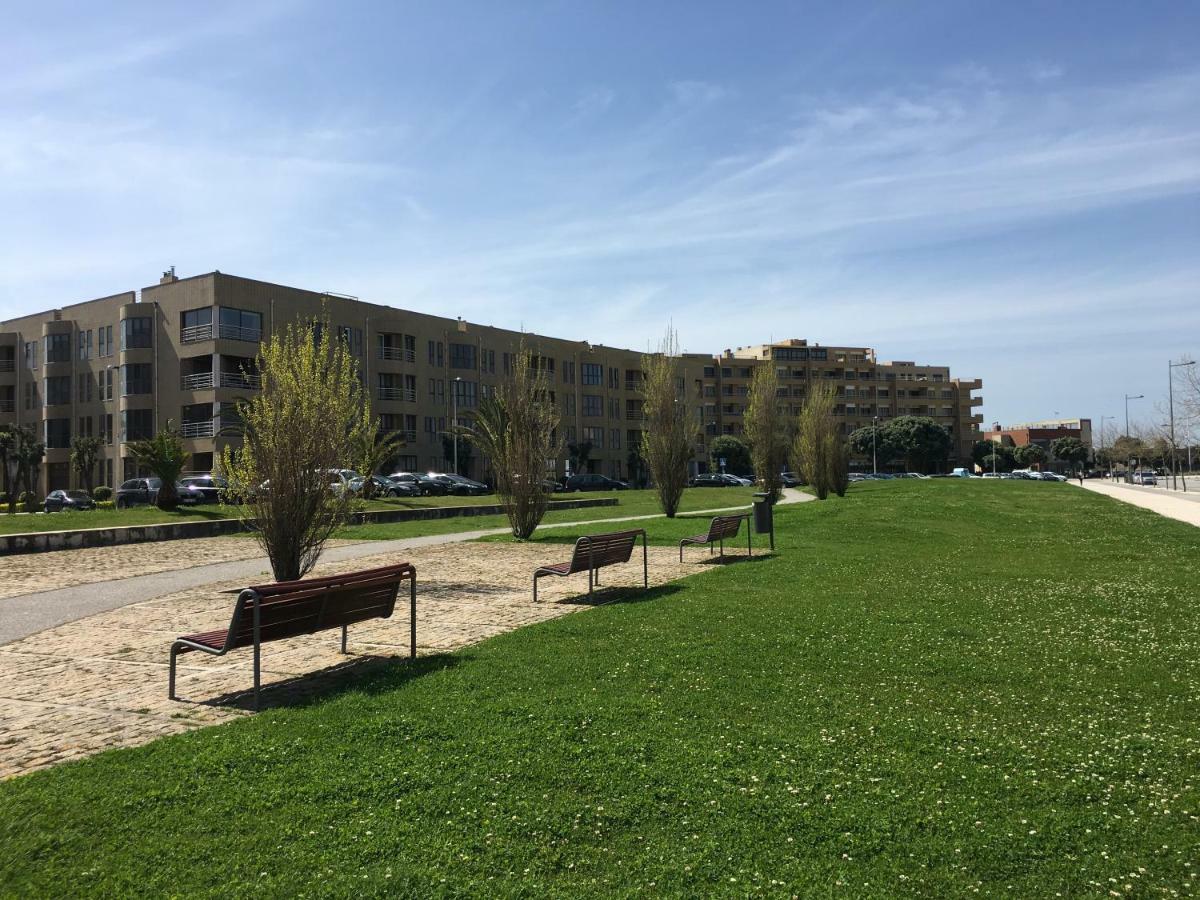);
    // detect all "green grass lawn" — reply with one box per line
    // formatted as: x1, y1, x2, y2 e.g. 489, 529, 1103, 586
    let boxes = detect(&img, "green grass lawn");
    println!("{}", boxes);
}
2, 481, 1197, 896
